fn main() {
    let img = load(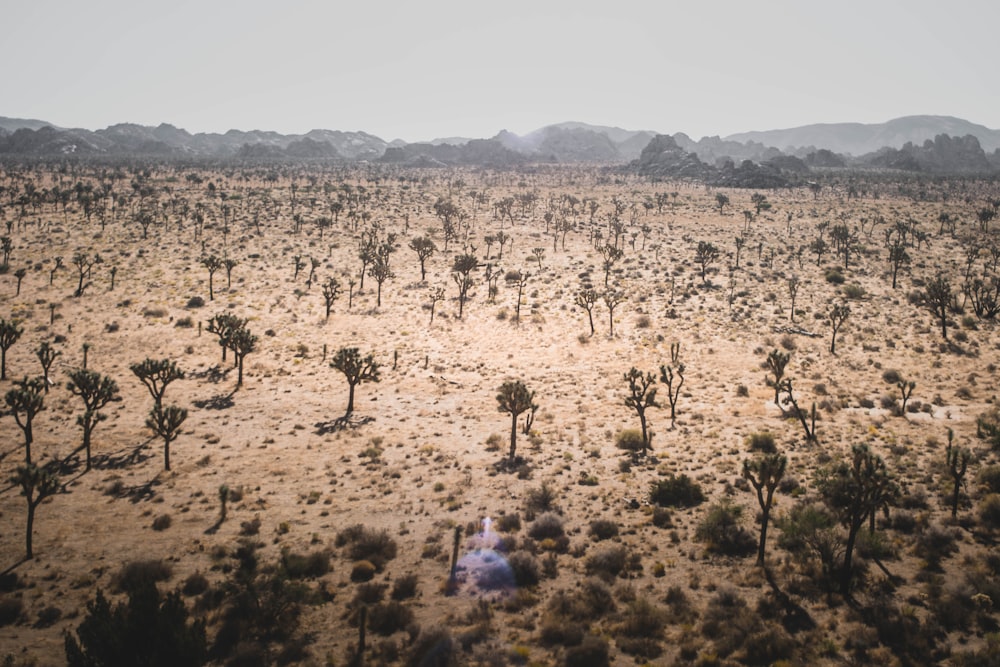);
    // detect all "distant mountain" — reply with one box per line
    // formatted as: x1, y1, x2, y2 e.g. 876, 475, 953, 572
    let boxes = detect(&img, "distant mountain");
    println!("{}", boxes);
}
379, 138, 526, 168
859, 134, 994, 174
725, 115, 1000, 156
494, 122, 657, 162
0, 116, 59, 133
